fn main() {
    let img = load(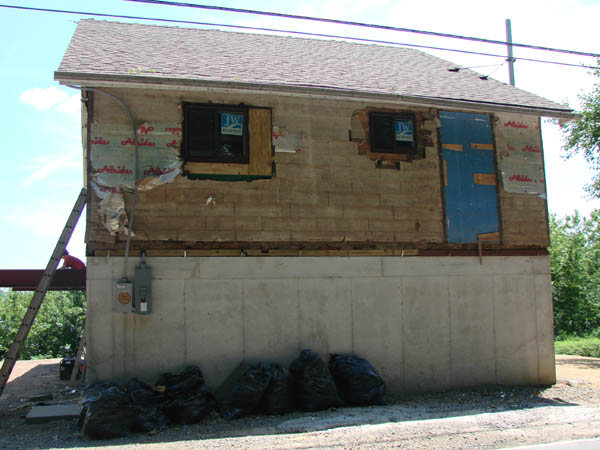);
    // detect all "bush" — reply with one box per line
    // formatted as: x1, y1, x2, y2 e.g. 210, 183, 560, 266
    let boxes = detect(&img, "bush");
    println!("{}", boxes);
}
555, 336, 600, 358
0, 289, 86, 360
549, 211, 600, 337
